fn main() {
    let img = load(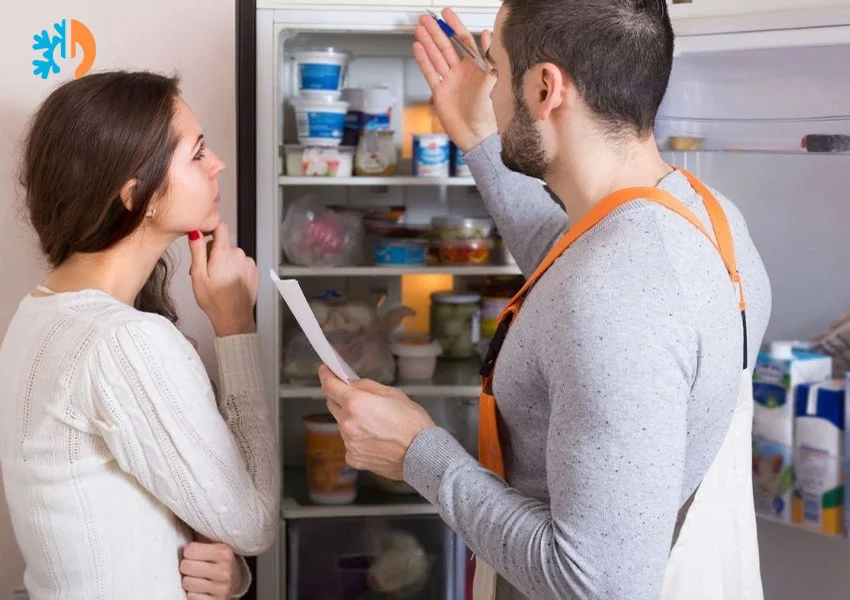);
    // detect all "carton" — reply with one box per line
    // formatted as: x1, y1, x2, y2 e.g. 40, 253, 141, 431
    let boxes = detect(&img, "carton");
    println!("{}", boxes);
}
792, 380, 845, 535
752, 343, 832, 521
